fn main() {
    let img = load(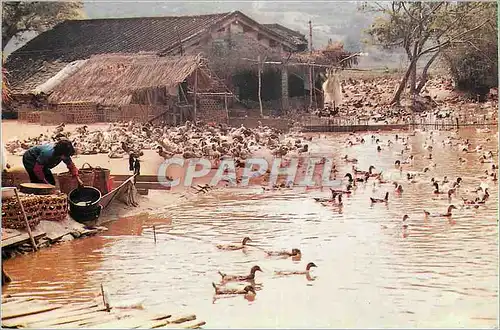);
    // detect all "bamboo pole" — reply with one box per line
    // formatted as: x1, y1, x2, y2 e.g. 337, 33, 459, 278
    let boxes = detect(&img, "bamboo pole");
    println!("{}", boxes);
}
100, 284, 110, 312
13, 188, 37, 251
258, 55, 263, 118
224, 93, 229, 123
308, 20, 313, 110
193, 66, 198, 122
